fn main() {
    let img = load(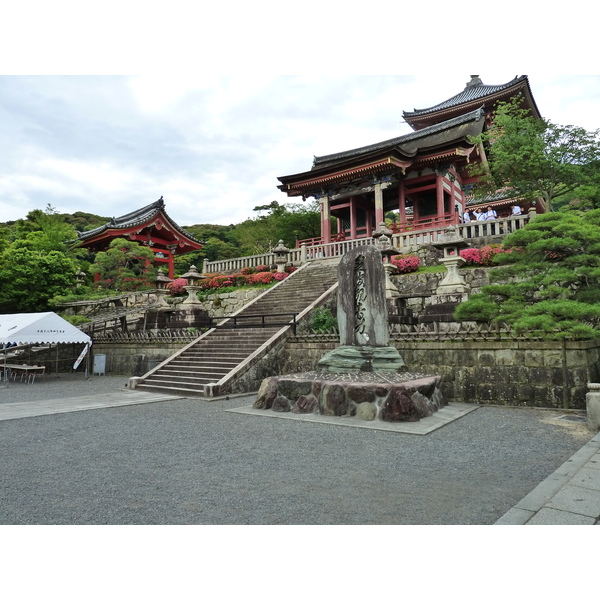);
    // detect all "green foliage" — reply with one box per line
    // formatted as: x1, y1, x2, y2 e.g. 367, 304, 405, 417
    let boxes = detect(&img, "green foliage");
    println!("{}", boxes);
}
469, 98, 600, 212
0, 246, 79, 312
232, 201, 321, 255
310, 307, 338, 332
59, 314, 92, 326
455, 211, 600, 338
91, 239, 157, 291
